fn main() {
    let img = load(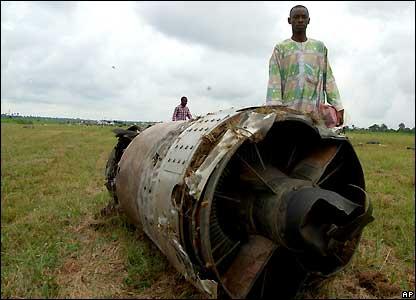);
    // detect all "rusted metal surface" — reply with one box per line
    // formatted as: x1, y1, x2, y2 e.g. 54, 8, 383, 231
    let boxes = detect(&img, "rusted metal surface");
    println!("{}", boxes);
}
290, 143, 340, 183
220, 235, 276, 298
116, 121, 186, 228
105, 105, 374, 299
